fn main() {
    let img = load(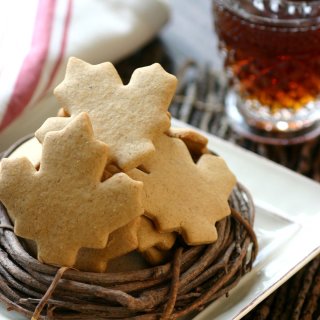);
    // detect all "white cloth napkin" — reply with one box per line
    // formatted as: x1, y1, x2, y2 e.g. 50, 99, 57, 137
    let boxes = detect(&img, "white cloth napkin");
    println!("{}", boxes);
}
0, 0, 169, 151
